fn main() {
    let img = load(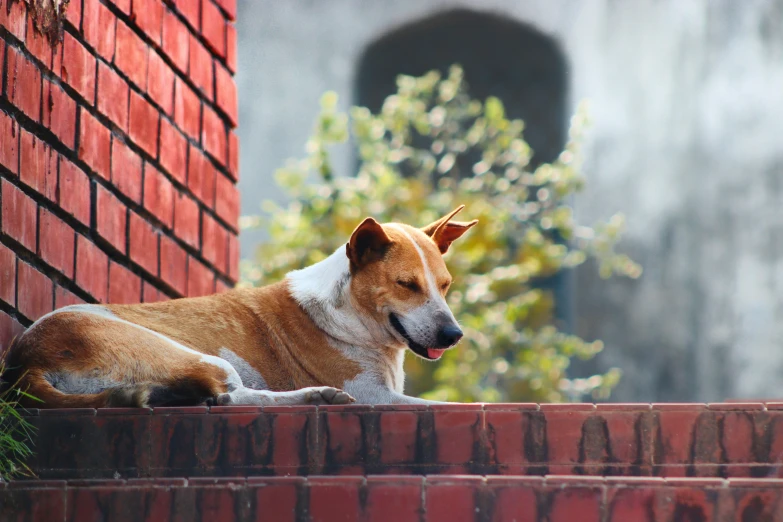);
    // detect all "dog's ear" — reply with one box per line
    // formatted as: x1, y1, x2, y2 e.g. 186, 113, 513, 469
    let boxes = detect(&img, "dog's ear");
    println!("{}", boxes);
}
421, 205, 478, 254
346, 217, 393, 267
